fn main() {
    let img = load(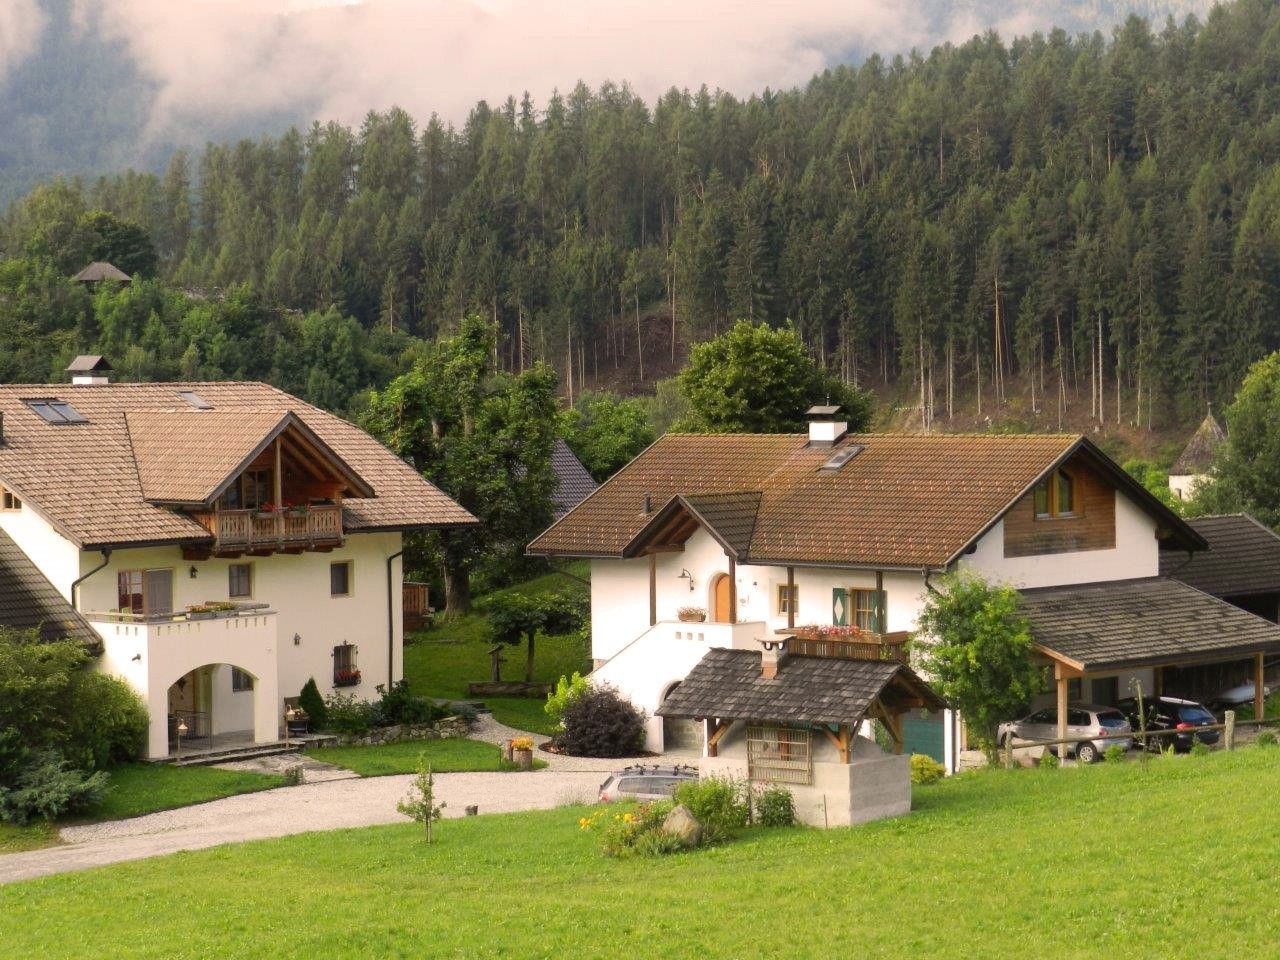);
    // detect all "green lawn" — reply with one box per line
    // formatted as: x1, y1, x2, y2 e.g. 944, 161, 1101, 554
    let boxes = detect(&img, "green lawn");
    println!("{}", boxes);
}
404, 566, 590, 735
84, 763, 286, 821
0, 821, 57, 854
5, 748, 1279, 958
304, 737, 544, 776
